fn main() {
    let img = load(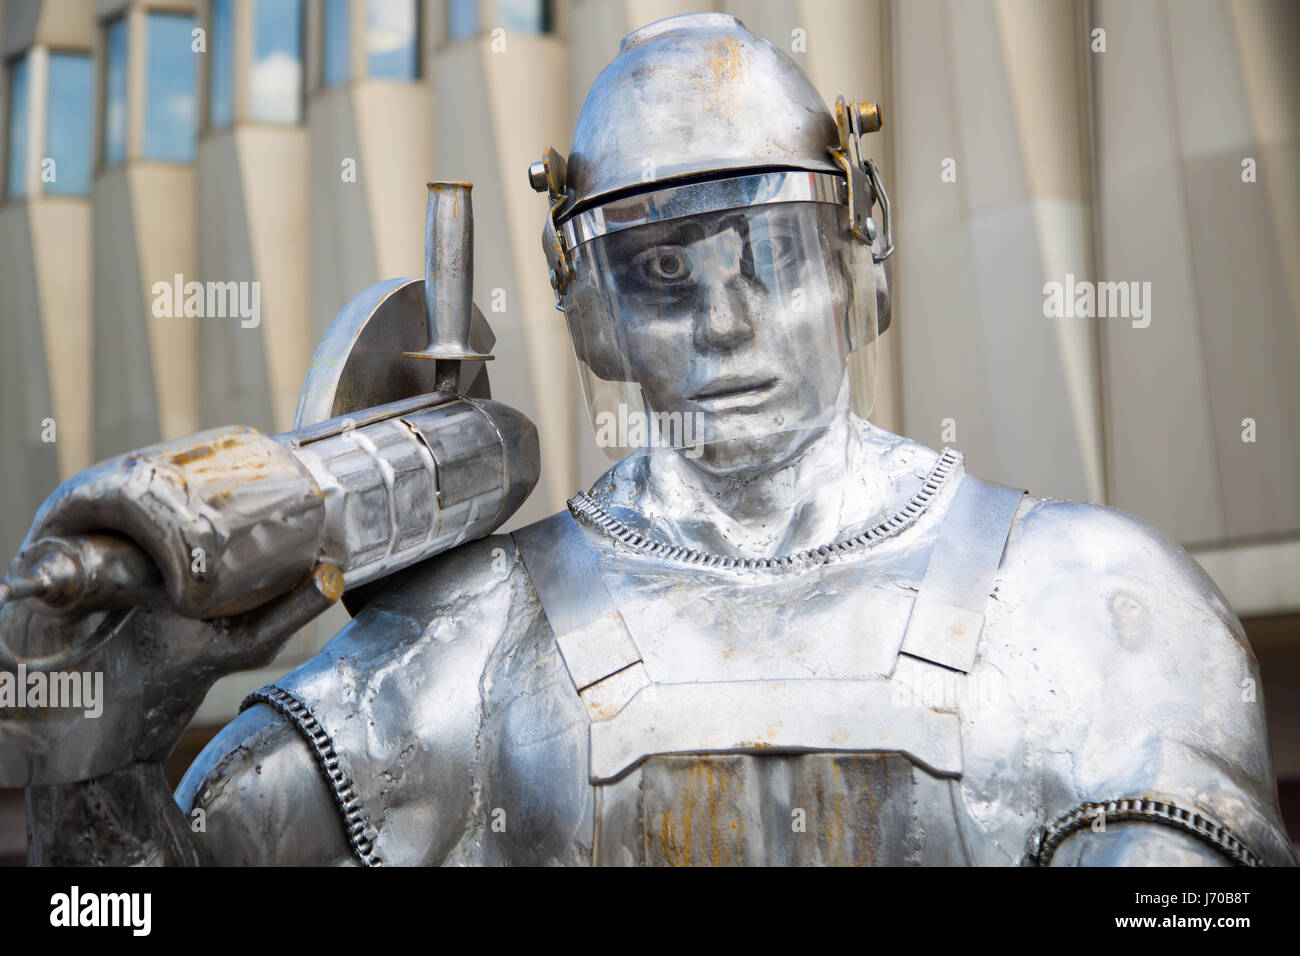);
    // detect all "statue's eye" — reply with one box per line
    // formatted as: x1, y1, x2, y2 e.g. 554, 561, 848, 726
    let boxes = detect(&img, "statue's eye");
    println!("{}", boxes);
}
631, 246, 692, 285
749, 234, 798, 272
